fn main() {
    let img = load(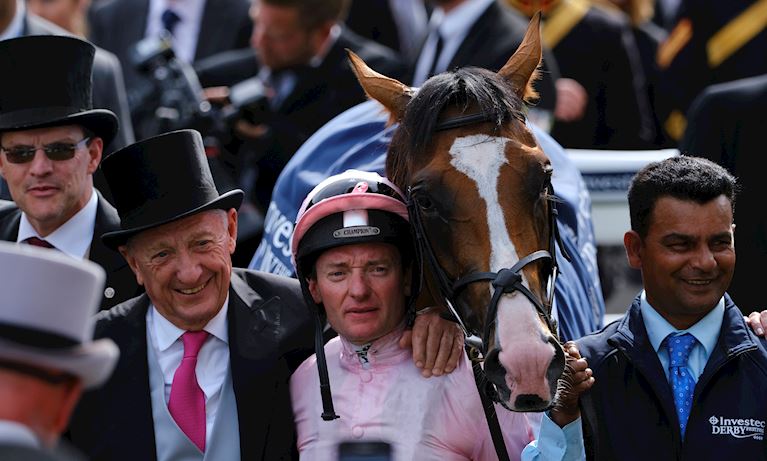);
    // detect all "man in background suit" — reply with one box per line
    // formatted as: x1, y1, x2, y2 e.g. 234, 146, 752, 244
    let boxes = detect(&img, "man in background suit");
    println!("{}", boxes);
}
681, 74, 767, 313
196, 0, 405, 212
0, 36, 141, 310
509, 0, 654, 149
411, 0, 561, 131
0, 241, 119, 461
